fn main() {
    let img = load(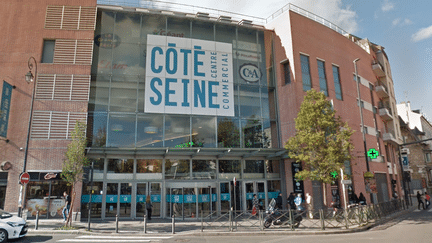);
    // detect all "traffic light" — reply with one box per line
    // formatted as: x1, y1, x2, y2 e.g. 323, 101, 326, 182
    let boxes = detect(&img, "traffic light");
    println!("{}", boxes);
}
403, 171, 411, 182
